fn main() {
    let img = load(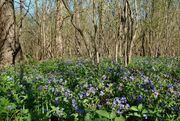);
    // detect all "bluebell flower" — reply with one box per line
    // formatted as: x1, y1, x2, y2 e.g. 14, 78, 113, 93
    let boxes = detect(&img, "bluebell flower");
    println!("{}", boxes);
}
74, 106, 79, 110
112, 96, 129, 112
38, 85, 43, 91
48, 79, 53, 84
96, 104, 102, 109
145, 89, 149, 93
167, 84, 173, 89
55, 97, 59, 104
118, 103, 124, 109
125, 104, 130, 109
44, 85, 48, 90
150, 85, 155, 91
177, 91, 180, 96
79, 92, 86, 99
76, 108, 85, 114
72, 99, 76, 104
112, 98, 117, 107
64, 90, 70, 97
137, 95, 144, 103
72, 99, 77, 108
140, 84, 145, 88
87, 87, 96, 96
123, 76, 128, 80
112, 101, 117, 108
121, 96, 127, 103
114, 97, 120, 101
129, 76, 135, 81
154, 91, 159, 98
